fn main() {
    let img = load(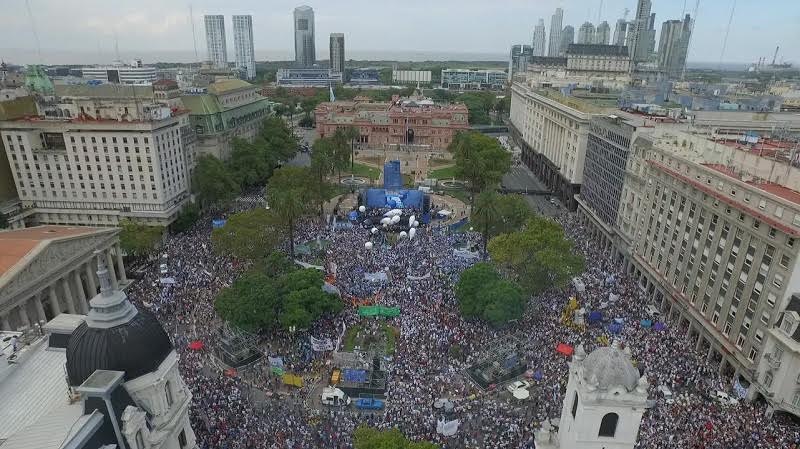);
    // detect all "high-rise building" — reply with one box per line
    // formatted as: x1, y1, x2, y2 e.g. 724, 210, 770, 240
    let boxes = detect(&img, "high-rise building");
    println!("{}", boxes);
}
644, 13, 658, 56
329, 33, 345, 74
548, 8, 564, 56
533, 19, 547, 57
204, 15, 227, 69
629, 0, 652, 62
658, 15, 693, 78
509, 44, 533, 79
577, 22, 596, 44
294, 6, 316, 67
595, 21, 611, 45
561, 26, 575, 53
232, 15, 256, 80
613, 19, 629, 46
